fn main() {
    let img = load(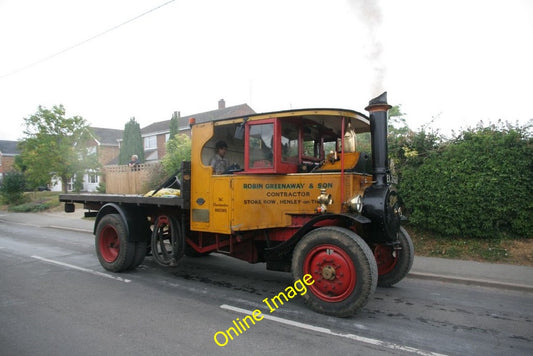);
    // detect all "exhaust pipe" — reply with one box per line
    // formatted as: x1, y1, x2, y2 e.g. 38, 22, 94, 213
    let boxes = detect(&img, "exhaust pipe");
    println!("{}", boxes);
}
365, 92, 391, 186
362, 92, 400, 242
